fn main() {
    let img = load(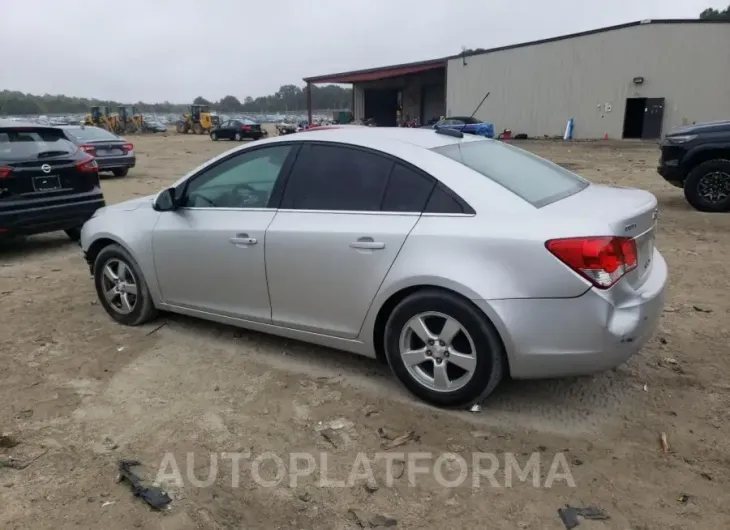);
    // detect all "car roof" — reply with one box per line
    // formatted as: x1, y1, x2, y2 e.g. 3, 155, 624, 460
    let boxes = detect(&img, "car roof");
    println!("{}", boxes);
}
269, 126, 486, 150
